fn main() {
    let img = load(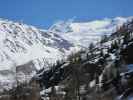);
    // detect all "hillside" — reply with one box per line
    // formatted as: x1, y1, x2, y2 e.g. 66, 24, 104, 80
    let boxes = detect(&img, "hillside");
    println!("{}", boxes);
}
0, 17, 132, 100
37, 18, 133, 100
0, 18, 74, 92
